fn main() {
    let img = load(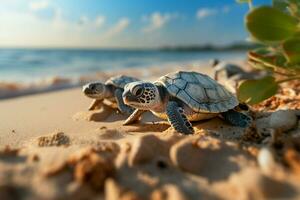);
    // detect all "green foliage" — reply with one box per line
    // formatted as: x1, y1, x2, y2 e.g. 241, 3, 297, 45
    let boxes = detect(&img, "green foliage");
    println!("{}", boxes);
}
282, 37, 300, 64
272, 0, 290, 12
237, 0, 300, 104
238, 76, 278, 105
246, 6, 298, 43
